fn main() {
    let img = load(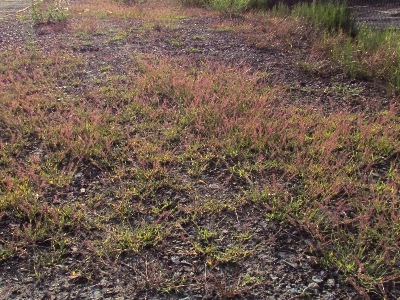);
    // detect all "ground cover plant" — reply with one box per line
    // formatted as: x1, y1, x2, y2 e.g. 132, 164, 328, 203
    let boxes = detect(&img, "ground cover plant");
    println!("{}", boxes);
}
30, 0, 70, 25
288, 1, 400, 91
198, 0, 400, 92
0, 0, 399, 298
